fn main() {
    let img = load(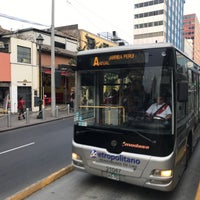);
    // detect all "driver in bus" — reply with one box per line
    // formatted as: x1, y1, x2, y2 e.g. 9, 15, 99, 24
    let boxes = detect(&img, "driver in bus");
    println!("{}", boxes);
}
146, 96, 172, 120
